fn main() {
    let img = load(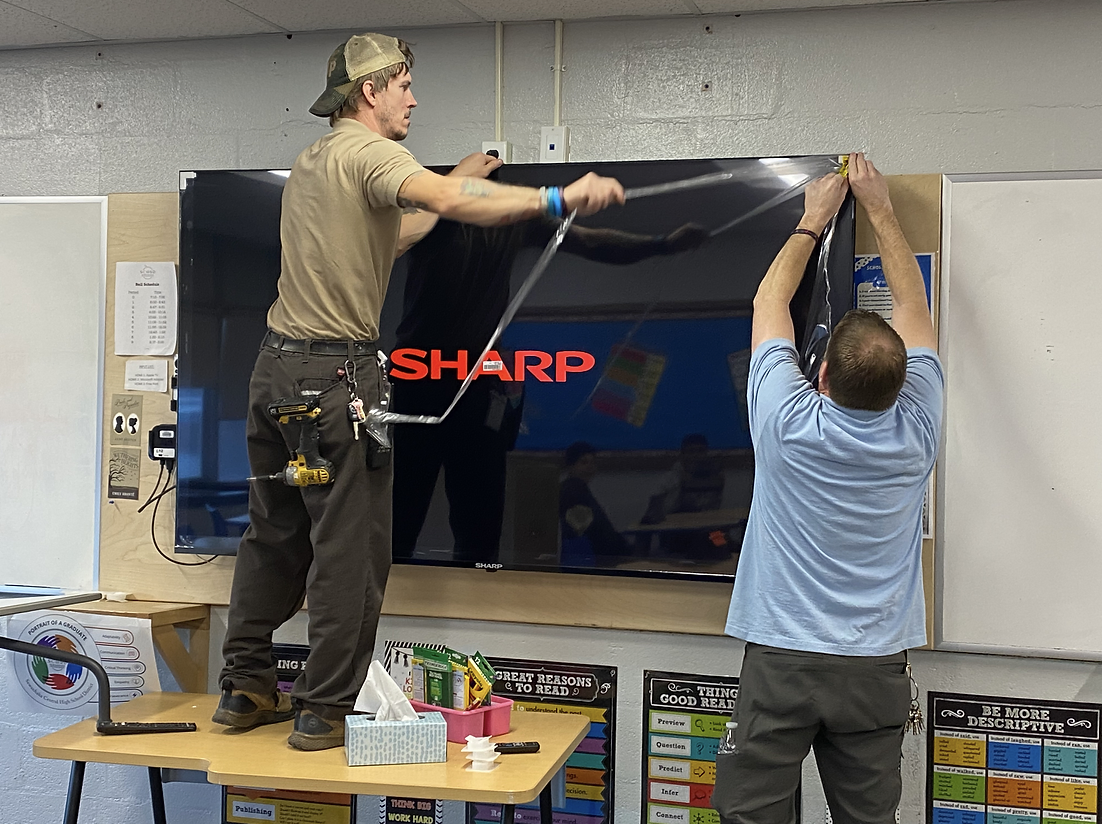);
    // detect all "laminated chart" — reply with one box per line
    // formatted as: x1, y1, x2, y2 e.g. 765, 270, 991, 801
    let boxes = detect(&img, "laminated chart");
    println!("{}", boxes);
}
642, 671, 739, 824
853, 253, 934, 321
6, 610, 160, 713
591, 343, 666, 428
928, 693, 1101, 824
468, 659, 617, 824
